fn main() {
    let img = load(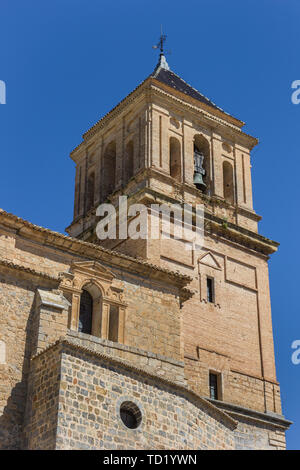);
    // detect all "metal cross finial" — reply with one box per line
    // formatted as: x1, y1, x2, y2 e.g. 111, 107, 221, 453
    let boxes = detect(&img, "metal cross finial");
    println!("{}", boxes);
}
153, 26, 167, 54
